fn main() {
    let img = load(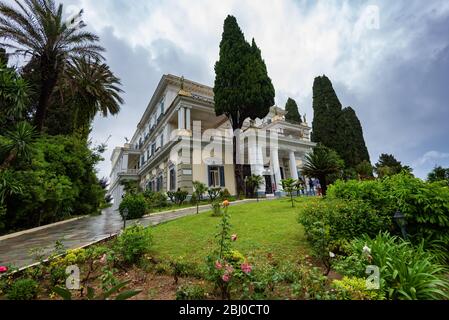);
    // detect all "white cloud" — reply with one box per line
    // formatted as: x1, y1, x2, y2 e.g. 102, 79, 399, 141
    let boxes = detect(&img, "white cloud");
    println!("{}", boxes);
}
413, 151, 449, 167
